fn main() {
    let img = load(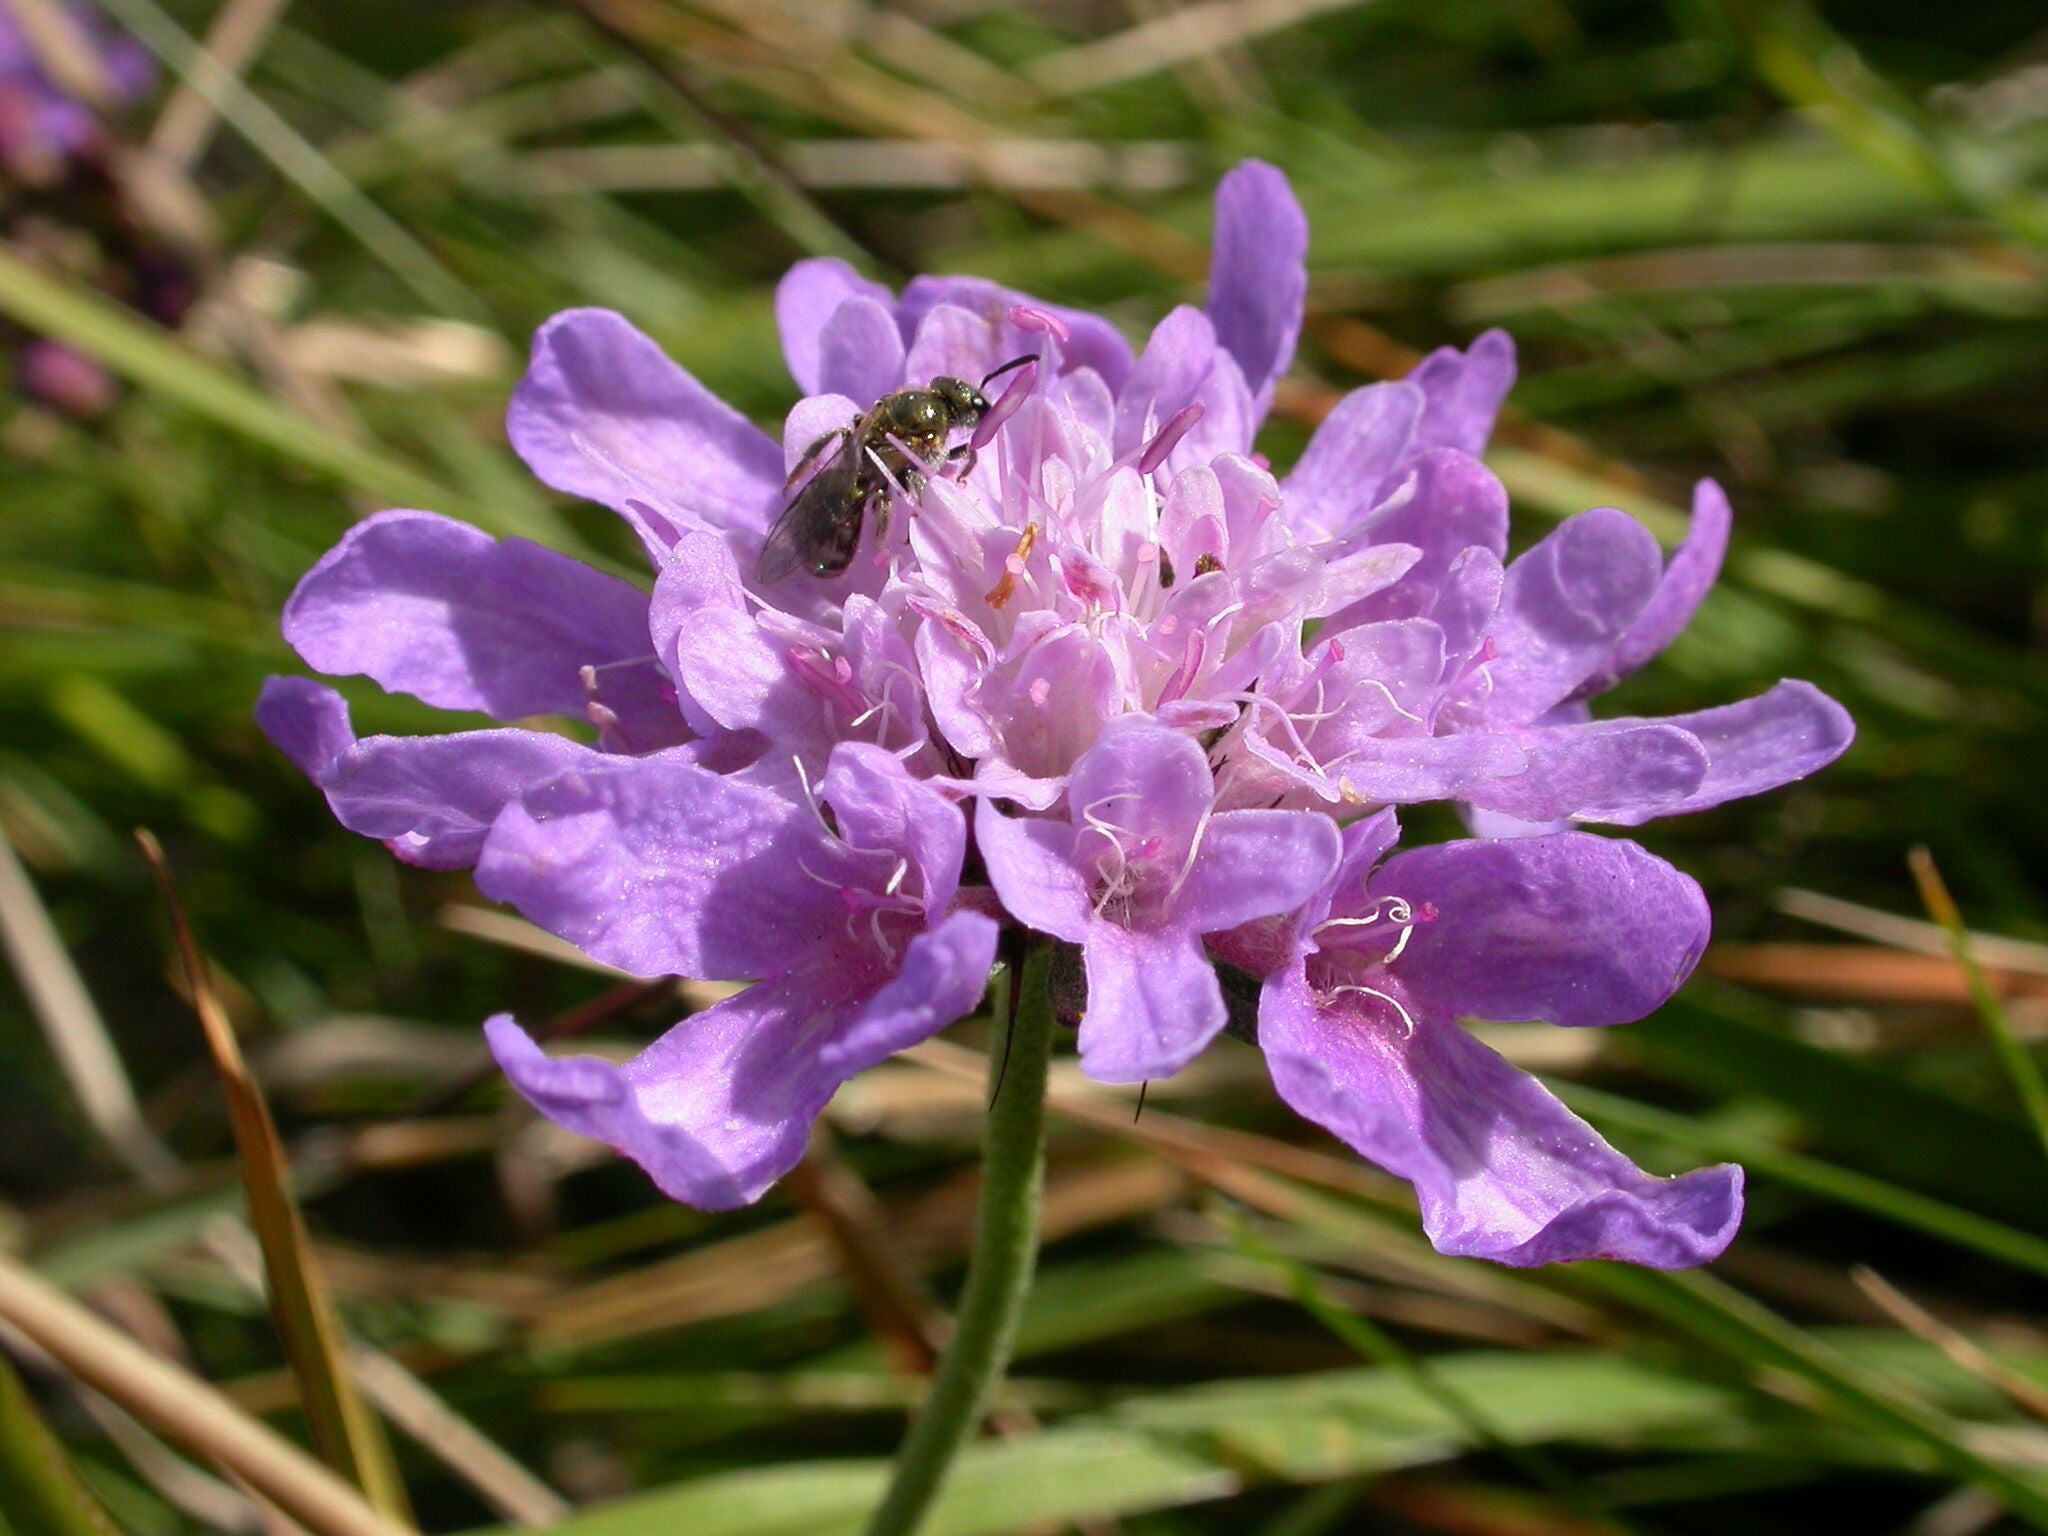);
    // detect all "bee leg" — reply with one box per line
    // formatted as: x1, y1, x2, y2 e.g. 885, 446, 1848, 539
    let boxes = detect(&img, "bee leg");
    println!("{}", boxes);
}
870, 487, 892, 546
785, 427, 851, 491
944, 443, 977, 481
898, 464, 928, 503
